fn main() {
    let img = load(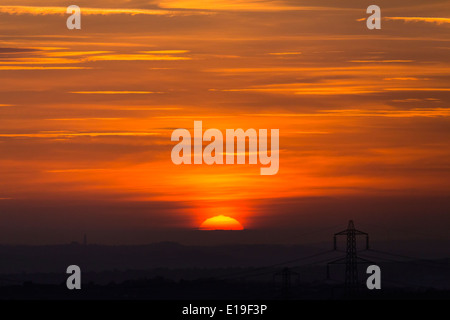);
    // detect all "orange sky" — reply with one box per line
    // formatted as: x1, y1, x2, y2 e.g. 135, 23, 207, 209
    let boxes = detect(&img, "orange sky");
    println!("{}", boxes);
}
0, 0, 449, 241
